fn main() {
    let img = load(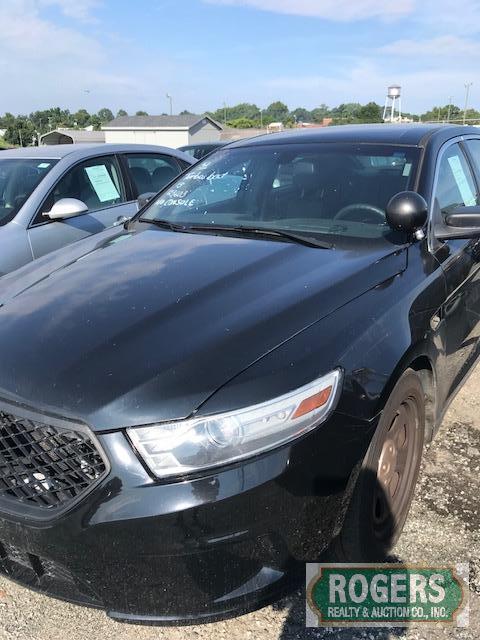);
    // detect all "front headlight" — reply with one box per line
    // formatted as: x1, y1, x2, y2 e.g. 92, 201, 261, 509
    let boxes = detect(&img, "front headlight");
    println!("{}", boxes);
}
127, 369, 342, 478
